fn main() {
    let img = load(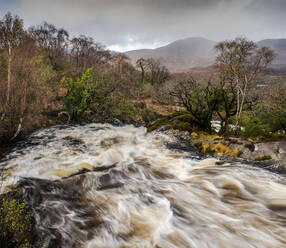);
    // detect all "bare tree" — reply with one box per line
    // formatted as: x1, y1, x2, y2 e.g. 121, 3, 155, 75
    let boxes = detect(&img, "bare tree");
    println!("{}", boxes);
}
70, 35, 111, 74
215, 37, 275, 131
146, 58, 170, 85
28, 22, 69, 60
136, 58, 147, 84
0, 12, 25, 111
